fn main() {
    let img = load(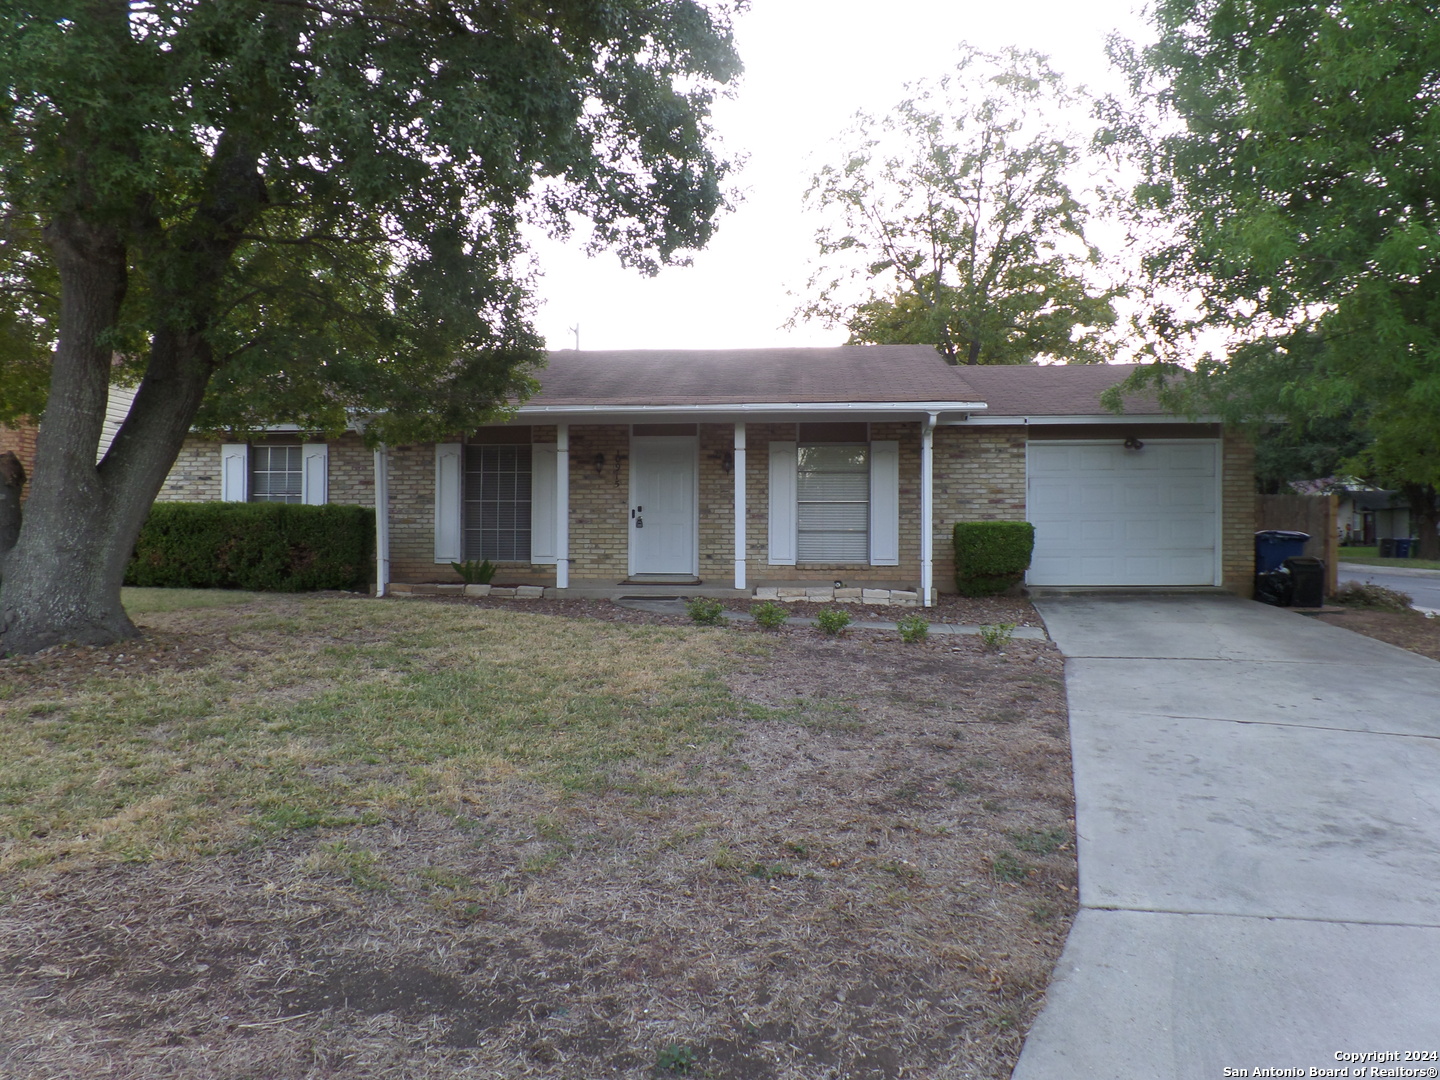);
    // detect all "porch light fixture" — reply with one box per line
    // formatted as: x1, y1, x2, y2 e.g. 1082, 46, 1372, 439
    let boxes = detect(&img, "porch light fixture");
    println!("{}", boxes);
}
711, 449, 734, 474
1123, 436, 1145, 451
592, 452, 605, 475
